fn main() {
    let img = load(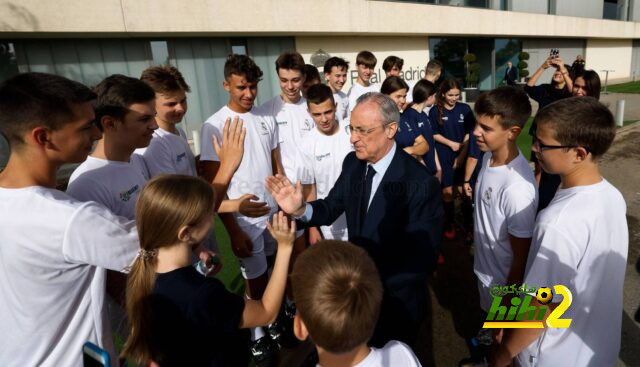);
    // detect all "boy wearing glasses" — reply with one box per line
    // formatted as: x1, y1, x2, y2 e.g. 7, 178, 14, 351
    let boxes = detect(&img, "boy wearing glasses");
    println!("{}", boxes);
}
300, 84, 353, 244
493, 97, 627, 367
470, 87, 538, 347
